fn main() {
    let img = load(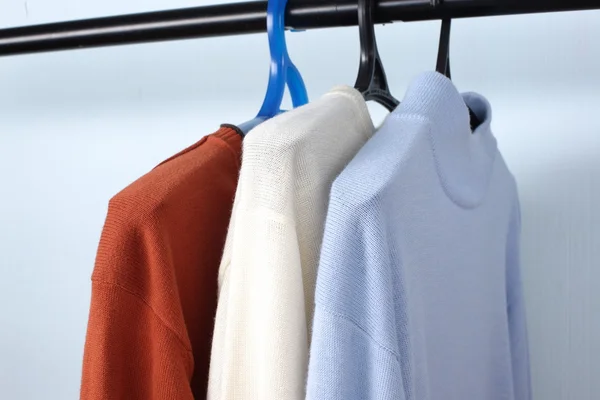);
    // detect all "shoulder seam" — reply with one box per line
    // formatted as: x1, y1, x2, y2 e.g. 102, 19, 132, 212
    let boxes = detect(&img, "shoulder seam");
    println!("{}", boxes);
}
317, 305, 401, 361
92, 279, 194, 355
389, 113, 431, 124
